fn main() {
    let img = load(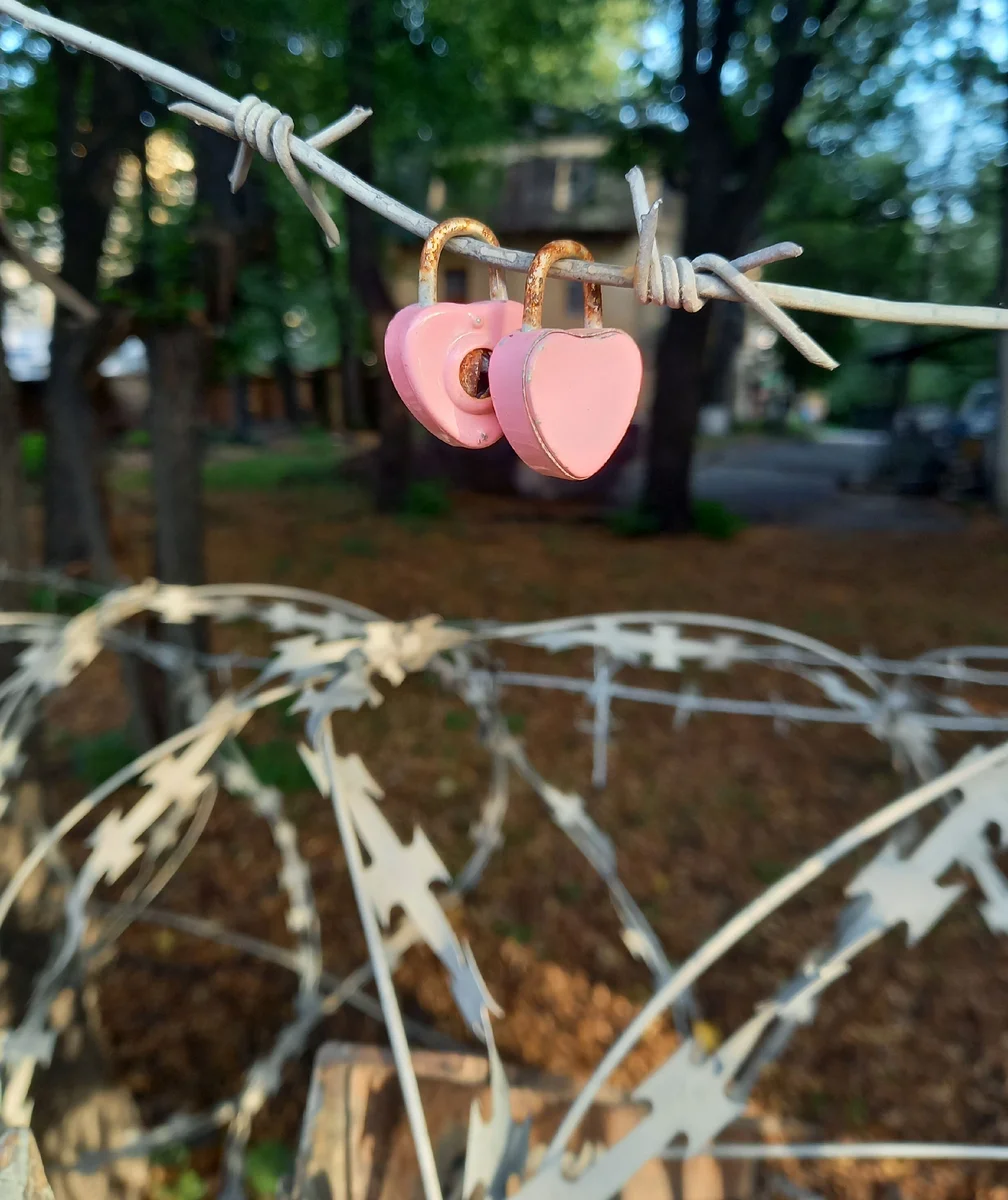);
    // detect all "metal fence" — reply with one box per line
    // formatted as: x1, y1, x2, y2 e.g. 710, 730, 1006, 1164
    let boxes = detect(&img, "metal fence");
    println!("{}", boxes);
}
2, 573, 1008, 1198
